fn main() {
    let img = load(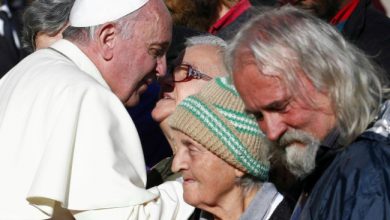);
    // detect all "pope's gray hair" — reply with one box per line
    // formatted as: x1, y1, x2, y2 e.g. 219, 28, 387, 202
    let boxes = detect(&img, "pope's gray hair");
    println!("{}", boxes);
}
63, 7, 142, 43
226, 6, 388, 145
